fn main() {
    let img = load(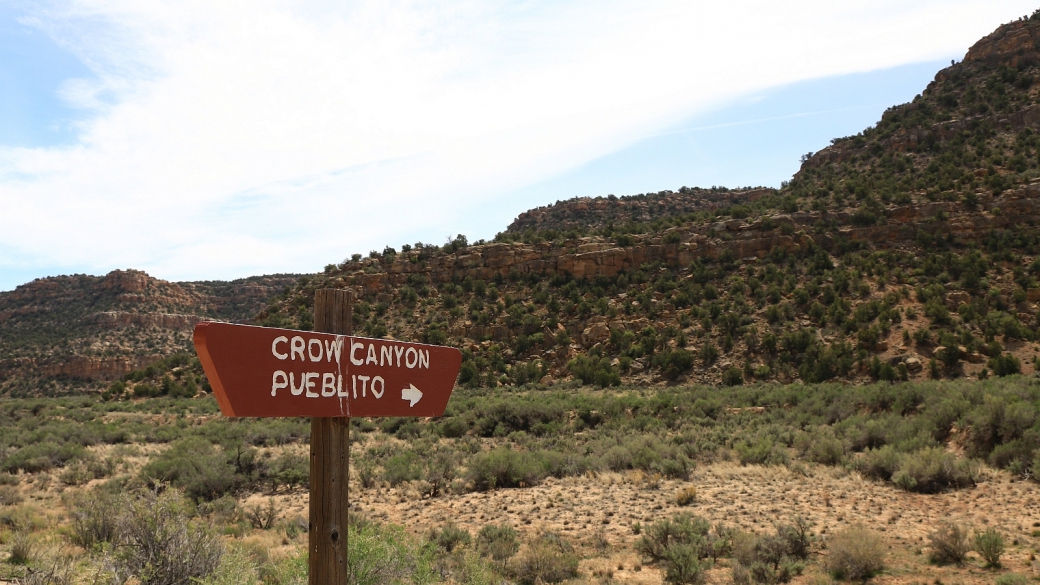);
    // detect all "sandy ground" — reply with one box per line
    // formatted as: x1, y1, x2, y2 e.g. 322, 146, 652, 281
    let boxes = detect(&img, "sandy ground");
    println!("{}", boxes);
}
332, 461, 1040, 583
3, 458, 1040, 583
